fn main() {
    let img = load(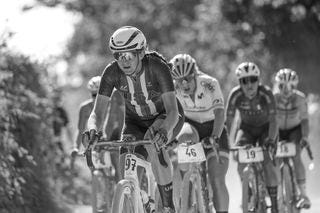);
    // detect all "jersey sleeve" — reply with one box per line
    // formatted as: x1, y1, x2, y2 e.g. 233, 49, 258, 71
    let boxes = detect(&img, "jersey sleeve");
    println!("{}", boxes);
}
98, 63, 117, 97
152, 58, 175, 93
226, 87, 240, 117
263, 86, 277, 115
210, 79, 224, 109
297, 92, 308, 120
